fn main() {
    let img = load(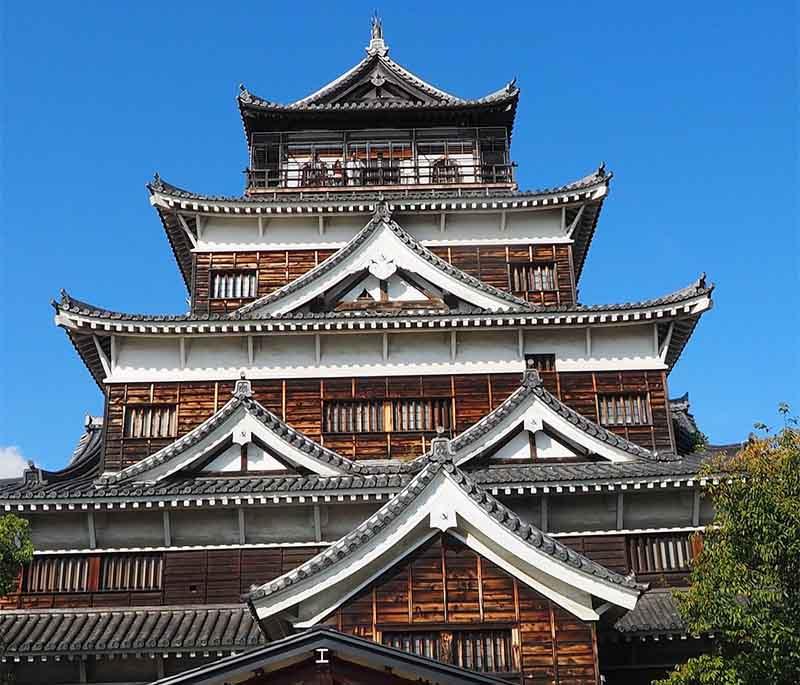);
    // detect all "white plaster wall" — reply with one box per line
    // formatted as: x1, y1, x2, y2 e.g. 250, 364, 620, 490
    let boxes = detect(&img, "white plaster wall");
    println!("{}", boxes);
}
117, 337, 181, 374
93, 511, 164, 548
491, 431, 532, 460
534, 432, 577, 459
549, 494, 618, 533
196, 207, 568, 251
188, 337, 248, 370
26, 513, 89, 551
623, 491, 694, 529
170, 508, 239, 546
244, 506, 316, 543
